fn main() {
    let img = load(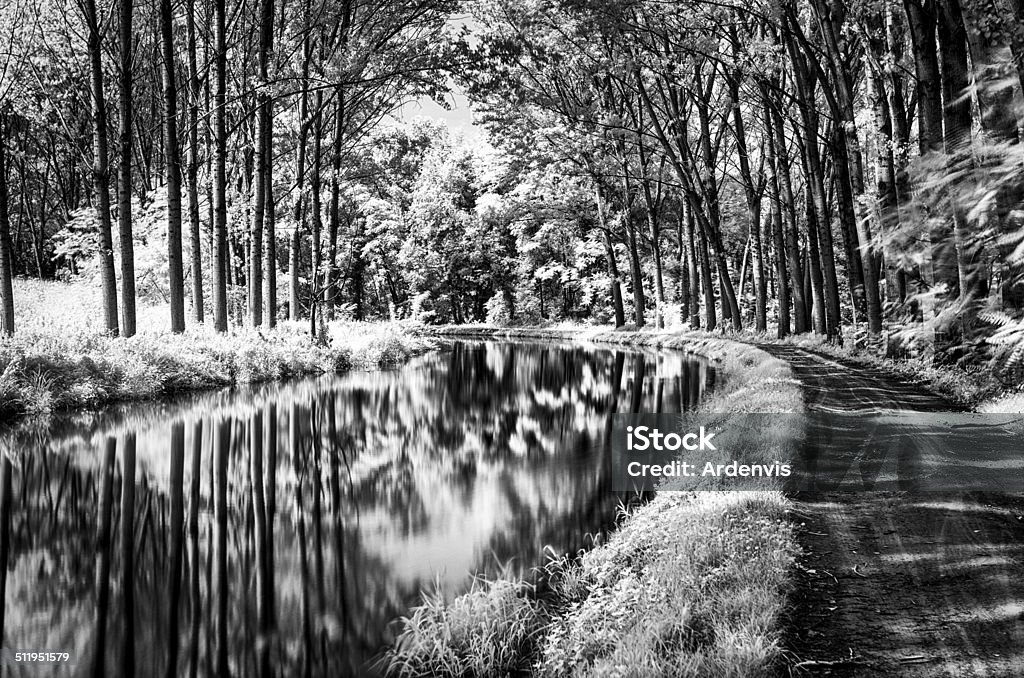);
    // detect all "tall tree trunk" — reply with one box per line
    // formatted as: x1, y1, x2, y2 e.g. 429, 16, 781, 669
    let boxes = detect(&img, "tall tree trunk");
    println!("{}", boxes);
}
770, 103, 808, 333
694, 204, 717, 331
624, 213, 645, 328
161, 0, 186, 333
683, 201, 702, 329
289, 35, 309, 323
117, 0, 136, 336
308, 92, 324, 334
594, 183, 625, 327
763, 101, 790, 337
0, 116, 13, 335
726, 65, 767, 332
83, 0, 120, 335
676, 211, 690, 321
259, 0, 276, 328
212, 0, 229, 332
788, 38, 843, 337
186, 0, 204, 323
904, 0, 944, 154
324, 91, 343, 320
